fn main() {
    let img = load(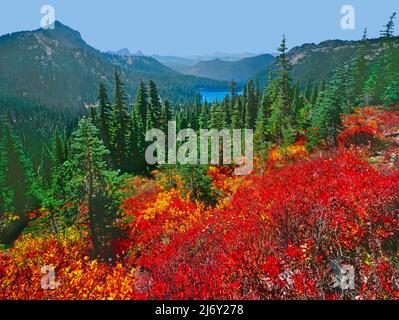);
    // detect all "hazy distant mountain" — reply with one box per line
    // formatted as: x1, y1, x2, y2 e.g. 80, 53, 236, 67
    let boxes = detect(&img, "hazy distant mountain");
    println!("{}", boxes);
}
153, 52, 262, 70
191, 52, 261, 61
107, 48, 144, 57
0, 21, 228, 109
115, 48, 132, 56
174, 54, 275, 82
152, 55, 198, 70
